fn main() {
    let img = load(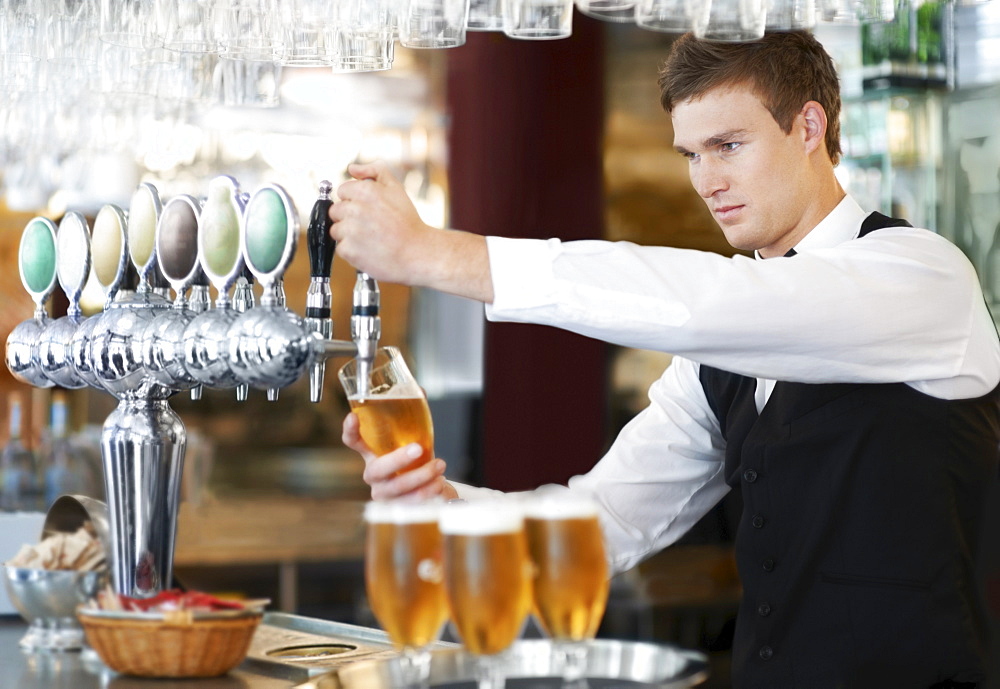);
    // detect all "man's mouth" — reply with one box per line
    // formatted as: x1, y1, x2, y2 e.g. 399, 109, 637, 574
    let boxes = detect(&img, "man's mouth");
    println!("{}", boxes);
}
713, 204, 744, 221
